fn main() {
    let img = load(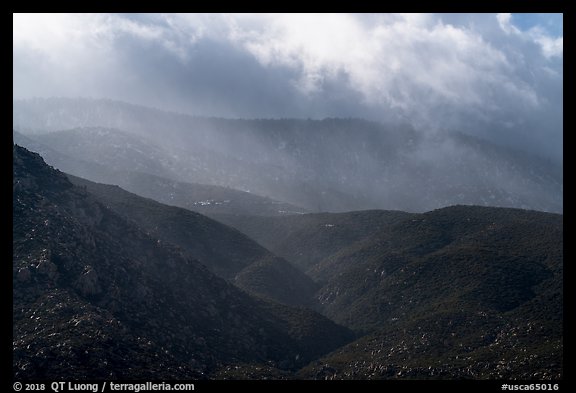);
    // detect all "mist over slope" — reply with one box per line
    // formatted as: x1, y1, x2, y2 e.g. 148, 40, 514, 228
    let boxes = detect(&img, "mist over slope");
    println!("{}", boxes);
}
67, 173, 319, 307
13, 130, 307, 217
13, 144, 352, 379
14, 98, 562, 214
